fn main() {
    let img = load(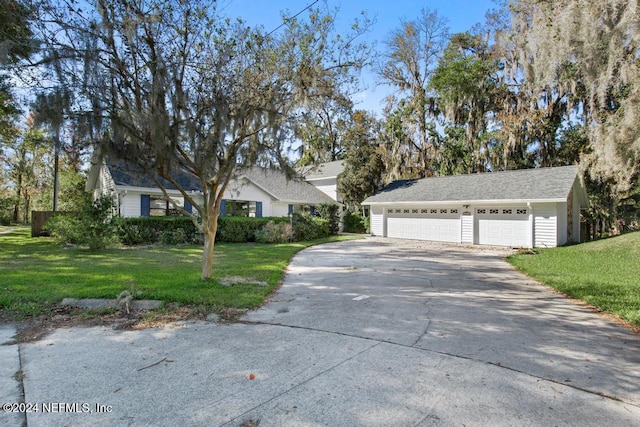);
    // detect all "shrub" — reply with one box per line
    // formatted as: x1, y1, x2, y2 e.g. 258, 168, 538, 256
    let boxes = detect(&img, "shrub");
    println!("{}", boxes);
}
255, 221, 293, 243
317, 203, 340, 235
45, 195, 118, 250
292, 212, 330, 241
216, 217, 288, 242
343, 211, 367, 234
115, 217, 197, 245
